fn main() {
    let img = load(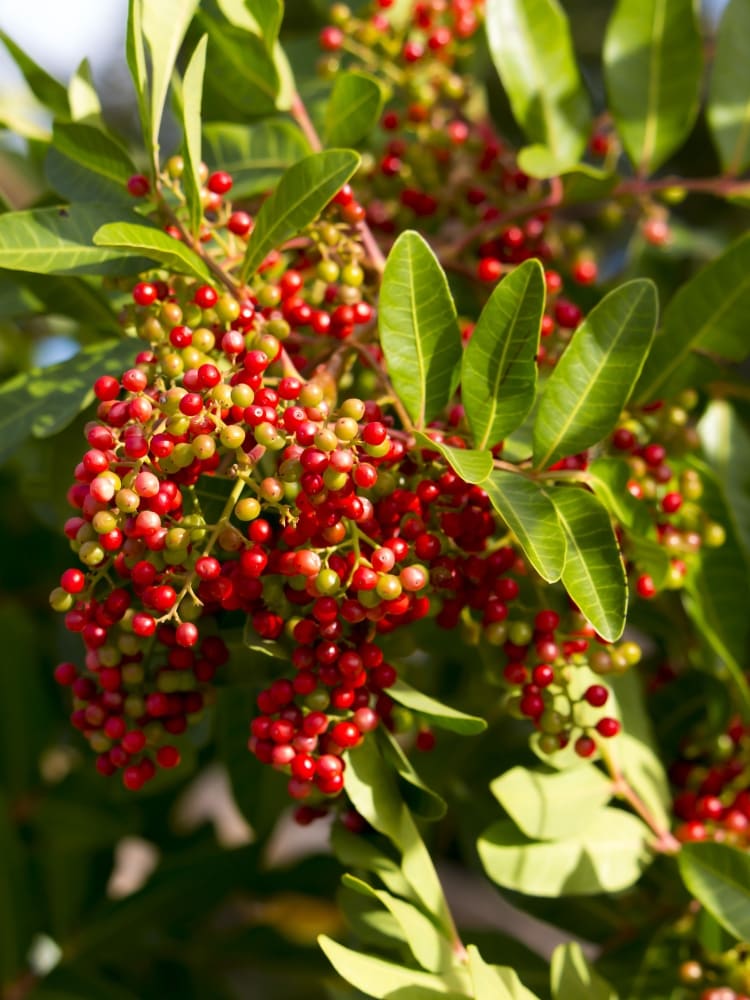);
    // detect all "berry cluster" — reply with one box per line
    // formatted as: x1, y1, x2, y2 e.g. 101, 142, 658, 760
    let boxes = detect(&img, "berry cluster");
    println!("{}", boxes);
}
671, 713, 750, 847
49, 0, 727, 807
